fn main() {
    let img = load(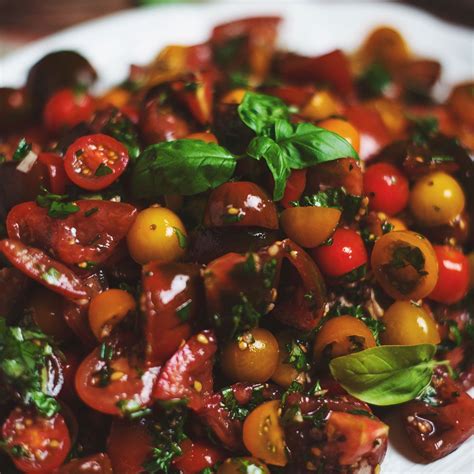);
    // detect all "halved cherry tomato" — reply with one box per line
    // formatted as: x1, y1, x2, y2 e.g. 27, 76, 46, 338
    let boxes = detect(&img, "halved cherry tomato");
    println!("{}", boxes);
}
363, 162, 409, 215
2, 407, 71, 473
38, 152, 70, 194
280, 169, 307, 209
311, 228, 367, 279
64, 134, 129, 191
142, 262, 202, 366
204, 181, 278, 229
173, 439, 225, 474
43, 88, 94, 134
0, 239, 88, 300
54, 453, 113, 474
153, 330, 217, 411
243, 400, 287, 466
428, 246, 469, 304
7, 200, 137, 268
75, 342, 159, 415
